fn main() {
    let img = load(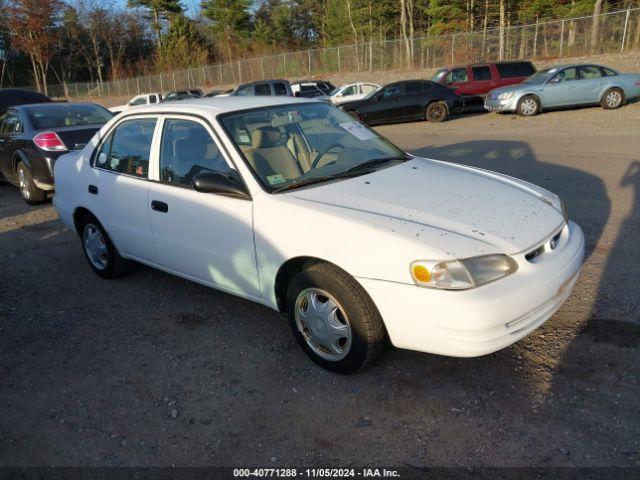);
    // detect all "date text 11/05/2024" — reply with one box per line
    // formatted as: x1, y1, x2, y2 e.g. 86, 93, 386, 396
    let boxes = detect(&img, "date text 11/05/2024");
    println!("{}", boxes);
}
233, 468, 401, 478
